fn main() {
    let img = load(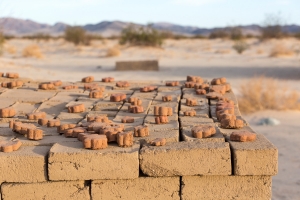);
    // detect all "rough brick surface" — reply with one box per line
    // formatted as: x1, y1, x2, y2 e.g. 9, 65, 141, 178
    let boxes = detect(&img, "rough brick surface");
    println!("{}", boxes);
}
92, 177, 180, 200
181, 176, 271, 200
48, 142, 139, 180
1, 181, 90, 200
140, 141, 231, 176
